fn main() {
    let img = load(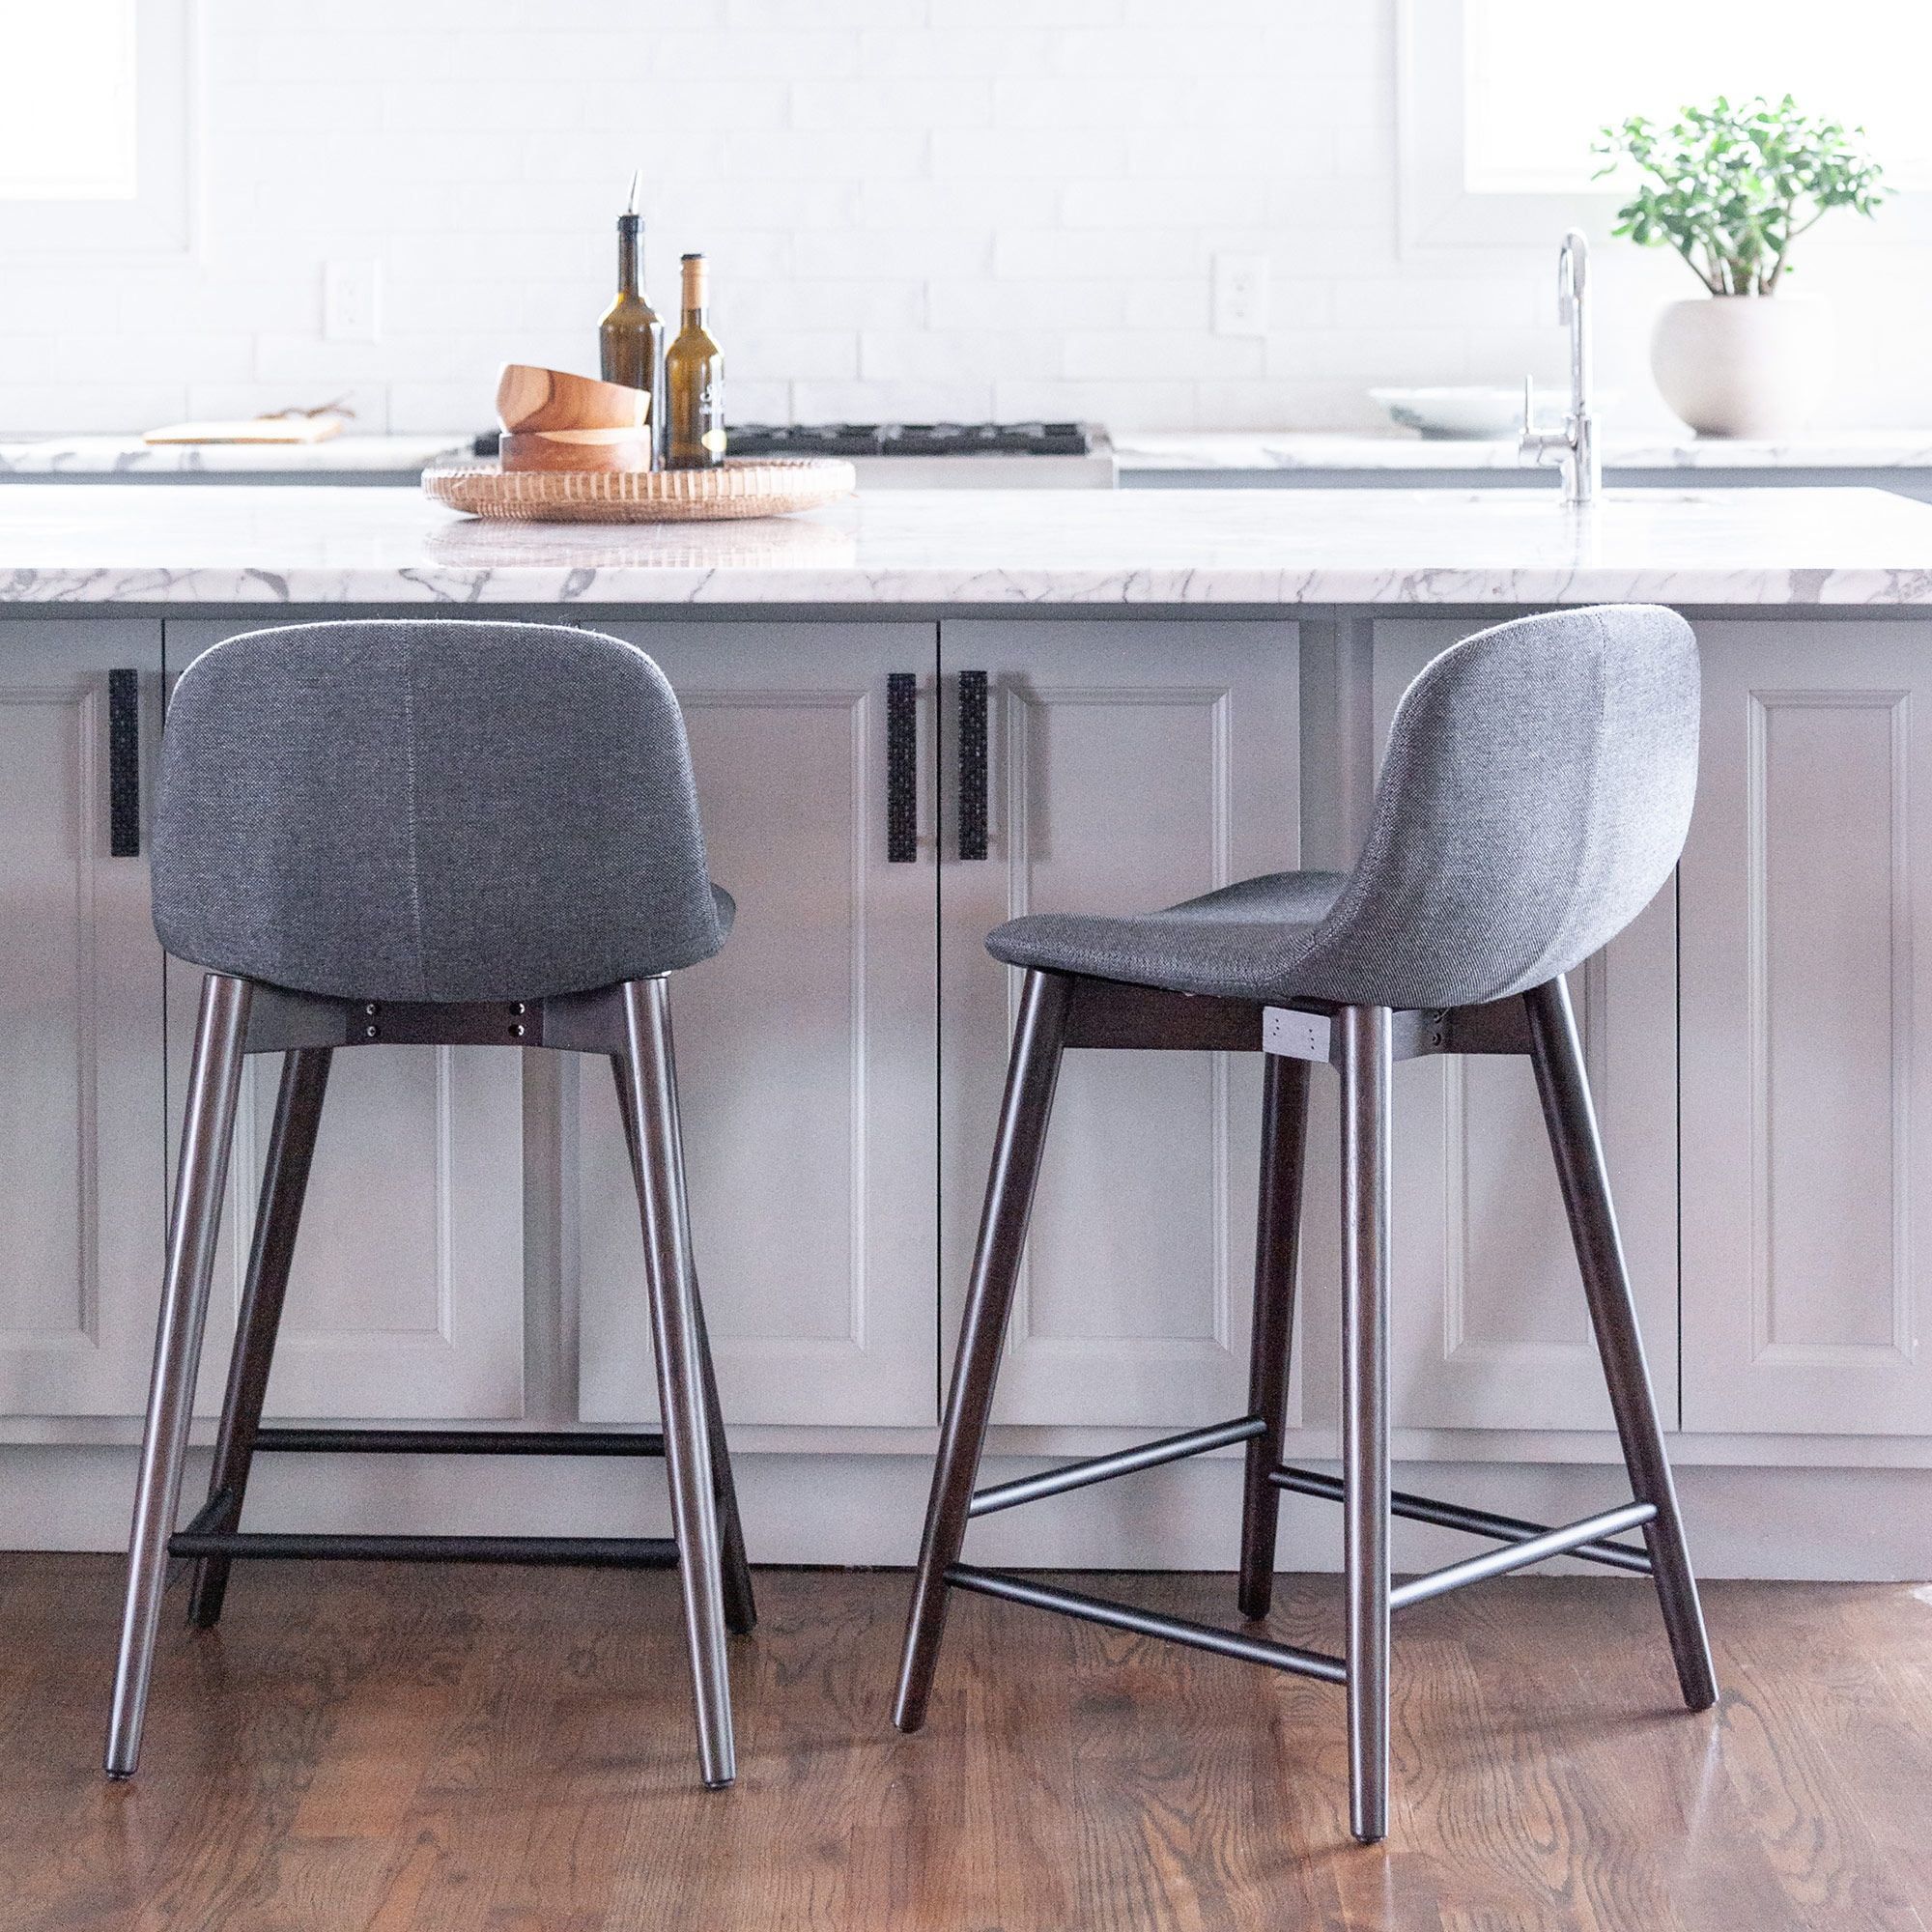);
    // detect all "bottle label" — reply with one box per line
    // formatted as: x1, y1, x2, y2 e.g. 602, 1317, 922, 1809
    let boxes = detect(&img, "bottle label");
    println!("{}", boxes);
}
702, 426, 728, 453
